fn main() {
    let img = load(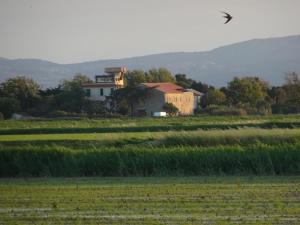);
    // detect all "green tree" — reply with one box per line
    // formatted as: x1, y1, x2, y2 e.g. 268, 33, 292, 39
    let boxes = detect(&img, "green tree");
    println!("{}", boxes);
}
256, 100, 272, 115
0, 76, 40, 111
125, 68, 175, 87
56, 74, 92, 113
83, 100, 105, 116
163, 103, 179, 116
206, 89, 227, 105
27, 87, 64, 116
191, 81, 209, 94
268, 86, 287, 105
283, 72, 300, 107
175, 74, 194, 88
112, 86, 148, 115
227, 77, 268, 107
147, 68, 175, 83
125, 70, 147, 87
0, 97, 21, 119
61, 74, 92, 91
